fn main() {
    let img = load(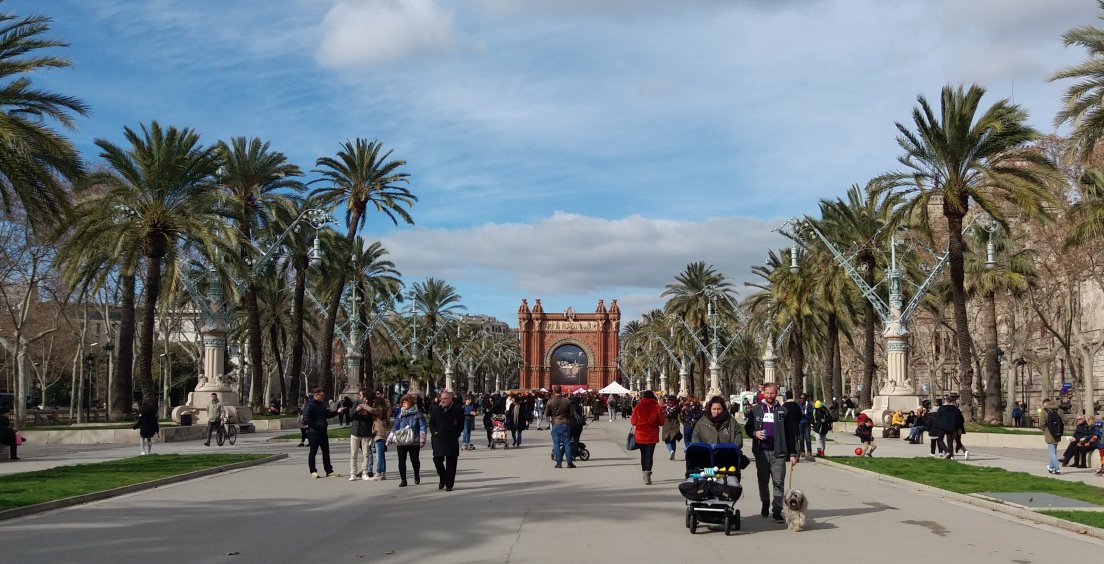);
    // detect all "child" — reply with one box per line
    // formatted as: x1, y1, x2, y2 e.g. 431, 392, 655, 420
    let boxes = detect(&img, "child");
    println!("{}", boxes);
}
855, 417, 876, 456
